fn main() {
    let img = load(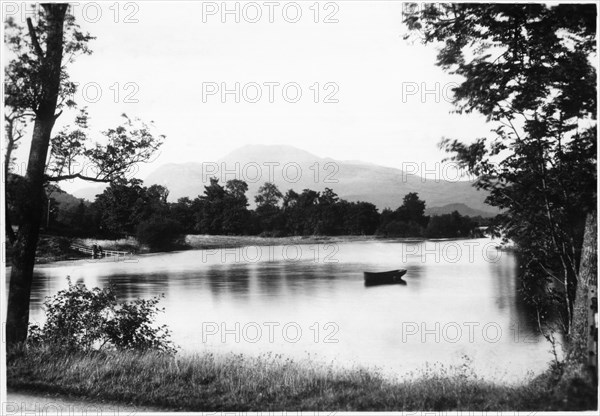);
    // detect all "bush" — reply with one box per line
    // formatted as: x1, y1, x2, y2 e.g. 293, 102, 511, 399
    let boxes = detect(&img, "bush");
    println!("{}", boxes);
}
28, 278, 176, 354
136, 216, 184, 251
35, 236, 73, 258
